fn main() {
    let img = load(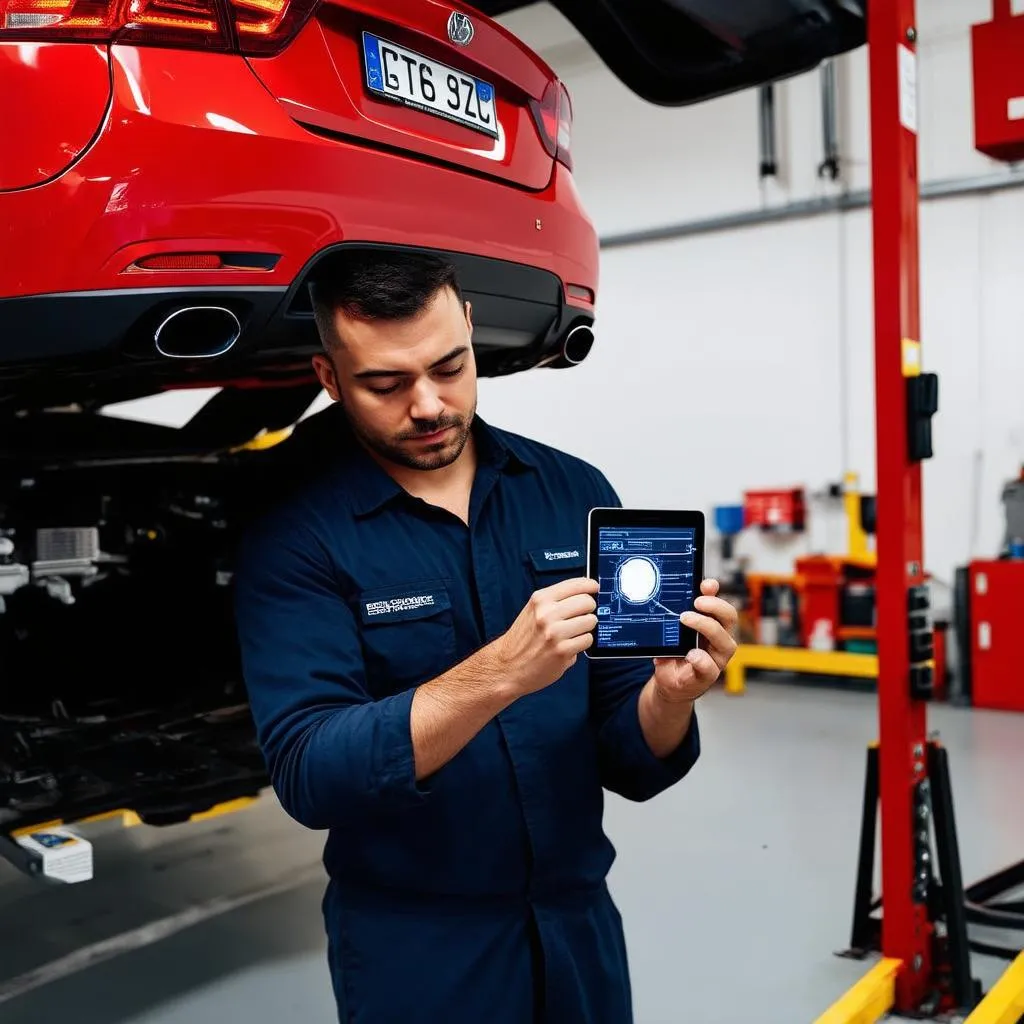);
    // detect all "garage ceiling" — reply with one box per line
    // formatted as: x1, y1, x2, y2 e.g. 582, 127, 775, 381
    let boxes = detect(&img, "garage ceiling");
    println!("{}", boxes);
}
469, 1, 867, 106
